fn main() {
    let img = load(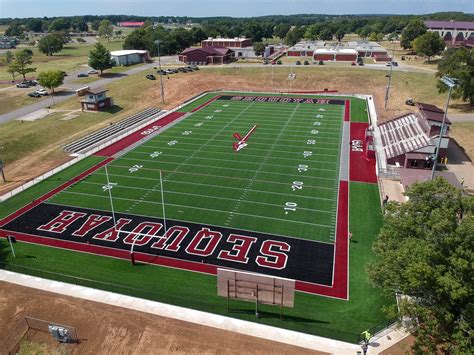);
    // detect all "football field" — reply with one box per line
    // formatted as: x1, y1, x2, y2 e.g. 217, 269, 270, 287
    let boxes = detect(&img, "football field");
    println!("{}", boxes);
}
50, 96, 343, 242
